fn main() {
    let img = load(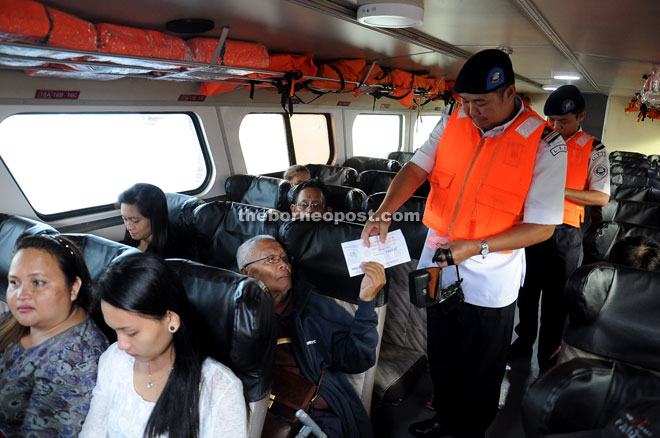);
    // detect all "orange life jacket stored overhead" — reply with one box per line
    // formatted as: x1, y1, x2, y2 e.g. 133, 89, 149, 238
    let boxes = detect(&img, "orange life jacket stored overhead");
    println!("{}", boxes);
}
563, 131, 596, 227
308, 59, 366, 92
423, 107, 548, 240
45, 6, 97, 52
187, 37, 269, 68
0, 0, 50, 43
